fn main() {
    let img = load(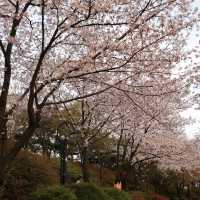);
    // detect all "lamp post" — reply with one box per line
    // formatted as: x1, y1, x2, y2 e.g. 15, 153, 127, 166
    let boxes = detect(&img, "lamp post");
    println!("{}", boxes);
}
59, 135, 67, 185
98, 150, 103, 184
55, 127, 81, 185
0, 131, 6, 158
